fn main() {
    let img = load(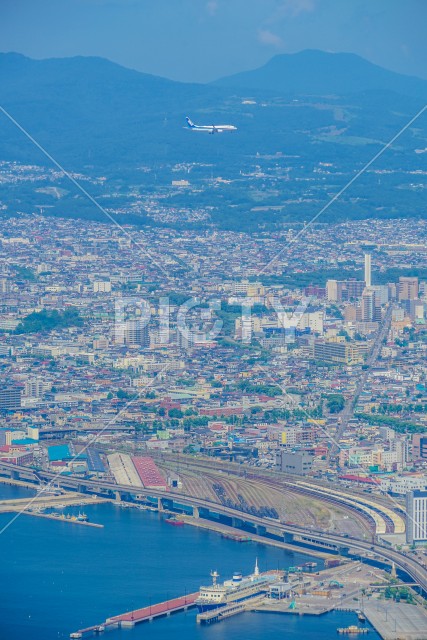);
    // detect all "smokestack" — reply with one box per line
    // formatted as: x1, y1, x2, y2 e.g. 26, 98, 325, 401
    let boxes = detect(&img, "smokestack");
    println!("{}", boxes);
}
364, 253, 371, 288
